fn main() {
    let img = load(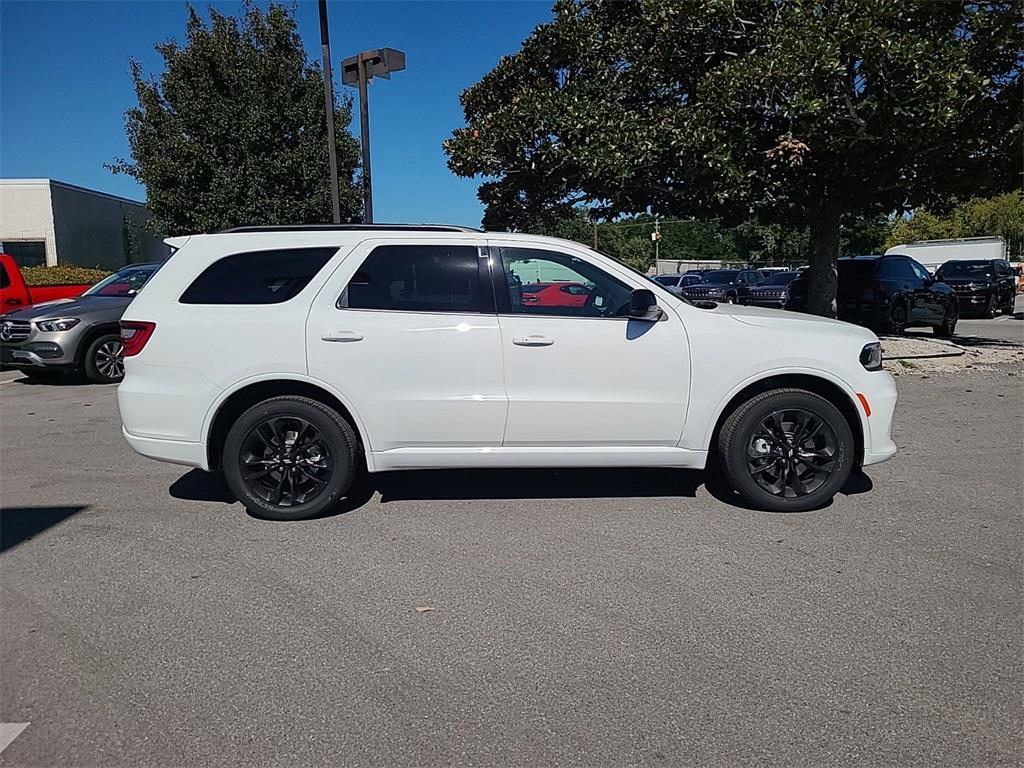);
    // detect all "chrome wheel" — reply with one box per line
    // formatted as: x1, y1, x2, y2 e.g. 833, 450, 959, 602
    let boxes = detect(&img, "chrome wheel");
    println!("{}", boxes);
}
94, 340, 124, 380
239, 416, 333, 507
746, 408, 839, 498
